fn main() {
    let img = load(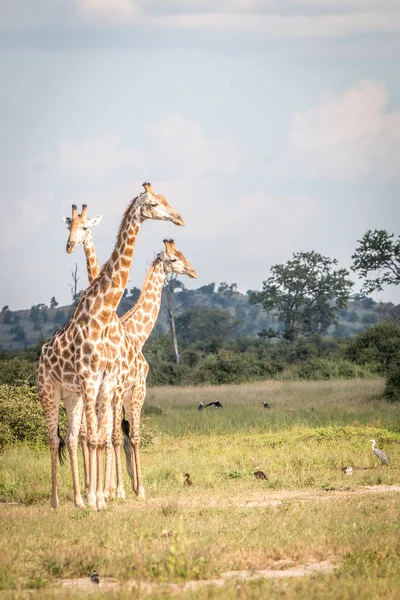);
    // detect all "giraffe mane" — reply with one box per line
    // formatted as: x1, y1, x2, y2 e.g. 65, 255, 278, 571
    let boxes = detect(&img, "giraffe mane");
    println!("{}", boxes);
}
120, 255, 162, 323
